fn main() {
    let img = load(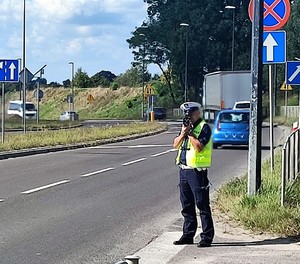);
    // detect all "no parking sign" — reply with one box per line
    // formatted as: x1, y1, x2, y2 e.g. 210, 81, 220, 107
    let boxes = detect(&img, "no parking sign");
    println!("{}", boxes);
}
248, 0, 291, 31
